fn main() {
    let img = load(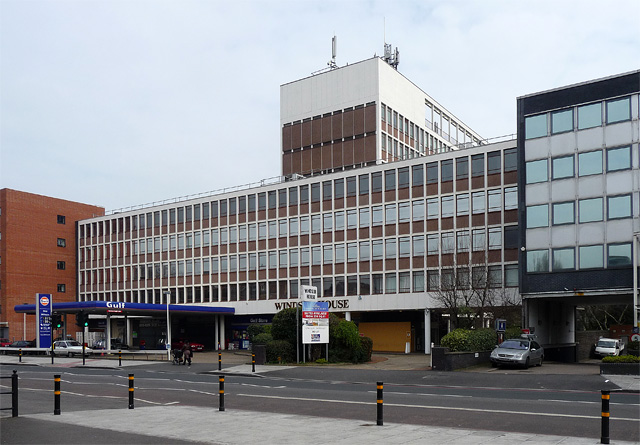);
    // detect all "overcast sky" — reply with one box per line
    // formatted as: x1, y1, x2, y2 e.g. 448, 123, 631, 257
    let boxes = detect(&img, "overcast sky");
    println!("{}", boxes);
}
2, 0, 639, 212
